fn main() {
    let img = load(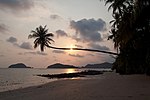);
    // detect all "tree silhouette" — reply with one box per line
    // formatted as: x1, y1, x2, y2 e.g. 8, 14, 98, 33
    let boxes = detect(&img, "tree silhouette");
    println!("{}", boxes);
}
101, 0, 150, 75
28, 25, 54, 51
28, 25, 118, 55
